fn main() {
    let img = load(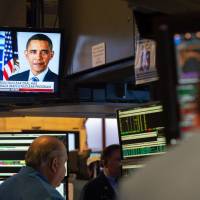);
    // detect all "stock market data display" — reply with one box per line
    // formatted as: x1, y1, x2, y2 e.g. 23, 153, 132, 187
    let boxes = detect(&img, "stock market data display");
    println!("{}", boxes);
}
174, 31, 200, 136
117, 103, 166, 160
0, 132, 67, 179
